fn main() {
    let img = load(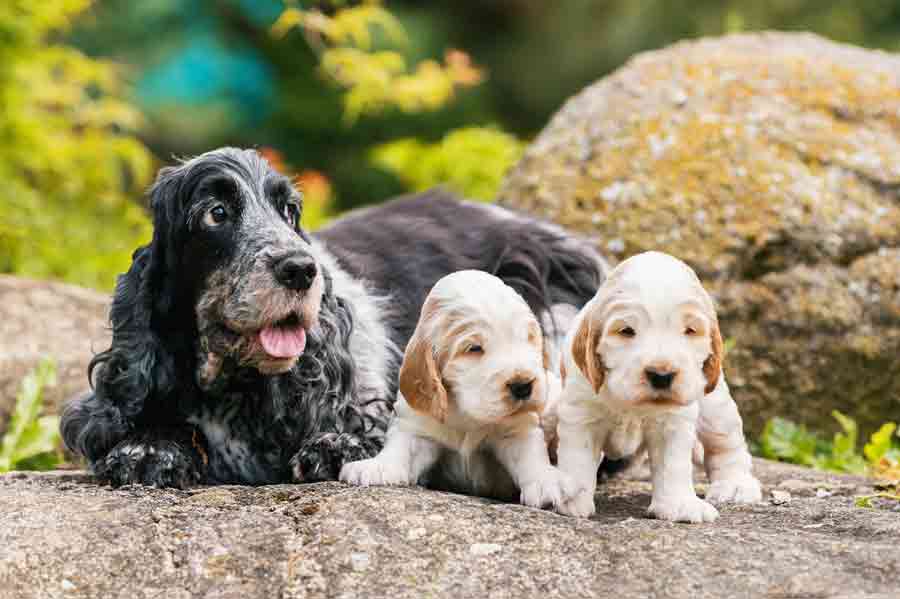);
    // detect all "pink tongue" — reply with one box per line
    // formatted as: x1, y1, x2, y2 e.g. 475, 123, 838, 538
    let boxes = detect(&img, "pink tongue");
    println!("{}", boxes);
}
259, 326, 307, 358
